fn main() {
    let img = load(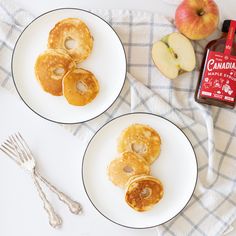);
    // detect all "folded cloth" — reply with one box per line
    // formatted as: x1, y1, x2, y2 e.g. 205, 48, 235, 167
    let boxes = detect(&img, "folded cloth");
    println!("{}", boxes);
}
0, 1, 235, 235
